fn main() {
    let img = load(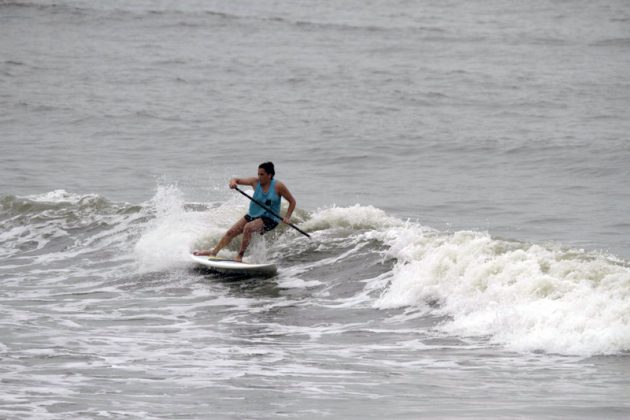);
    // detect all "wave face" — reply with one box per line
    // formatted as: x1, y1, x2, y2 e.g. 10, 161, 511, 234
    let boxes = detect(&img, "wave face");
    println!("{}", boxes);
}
296, 204, 630, 356
4, 187, 628, 357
